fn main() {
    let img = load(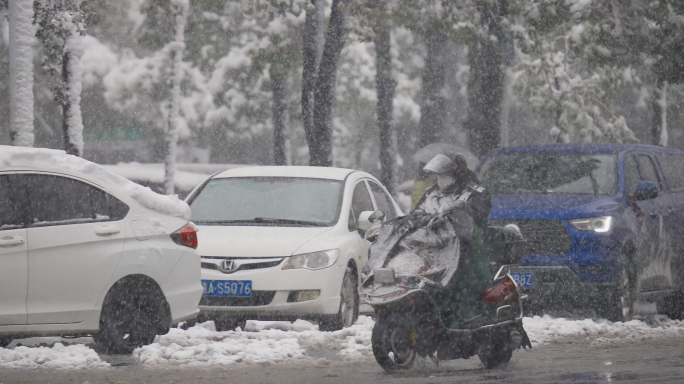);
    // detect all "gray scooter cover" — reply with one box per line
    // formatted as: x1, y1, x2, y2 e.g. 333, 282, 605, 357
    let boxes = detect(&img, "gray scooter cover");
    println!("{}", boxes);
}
365, 213, 460, 288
